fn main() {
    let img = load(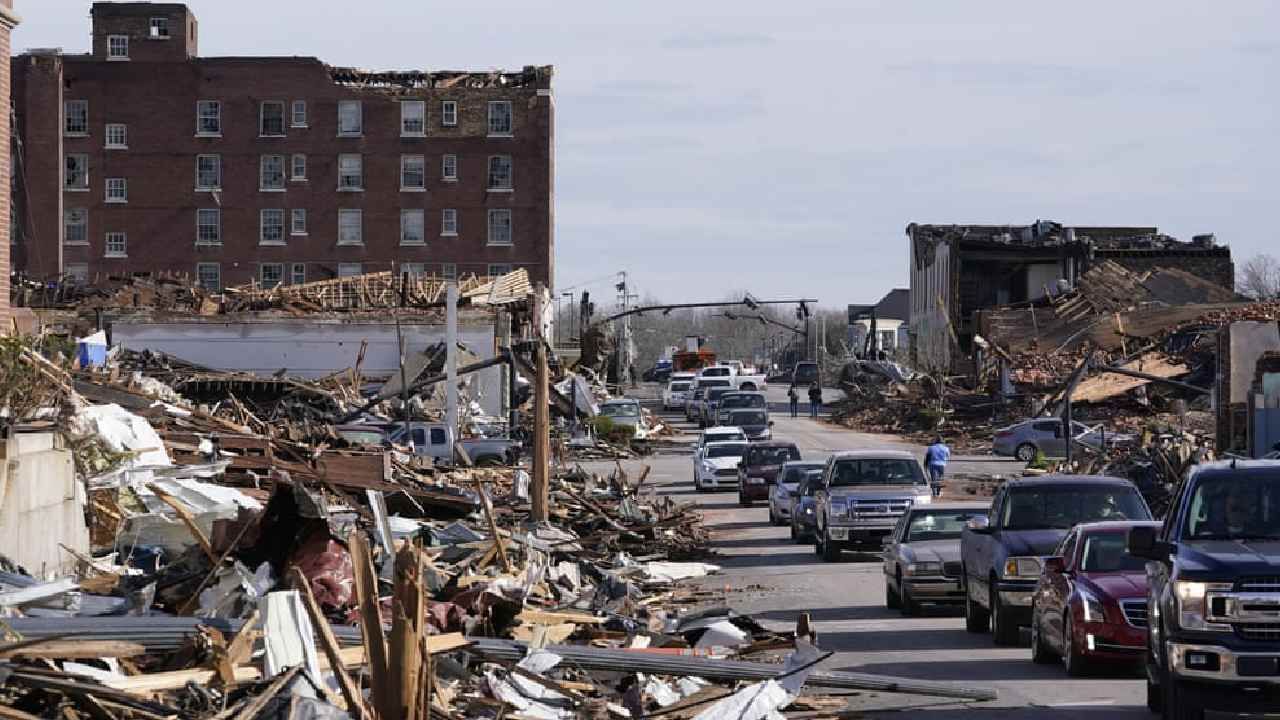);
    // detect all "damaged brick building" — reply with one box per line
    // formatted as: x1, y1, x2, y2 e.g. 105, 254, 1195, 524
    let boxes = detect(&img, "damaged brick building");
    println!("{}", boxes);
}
907, 221, 1233, 371
12, 2, 554, 290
